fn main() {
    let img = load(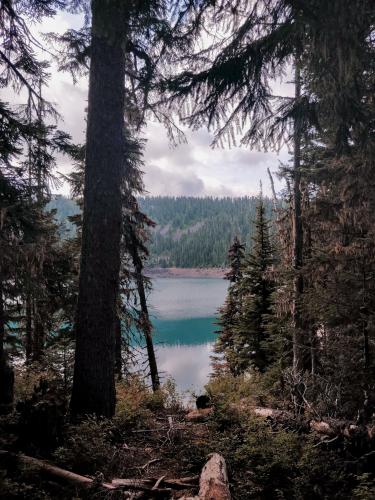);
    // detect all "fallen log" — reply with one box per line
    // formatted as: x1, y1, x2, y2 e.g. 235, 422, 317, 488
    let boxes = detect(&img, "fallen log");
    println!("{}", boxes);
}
182, 453, 231, 500
232, 402, 375, 441
0, 450, 115, 489
310, 420, 375, 440
109, 476, 199, 490
0, 450, 199, 494
199, 453, 231, 500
